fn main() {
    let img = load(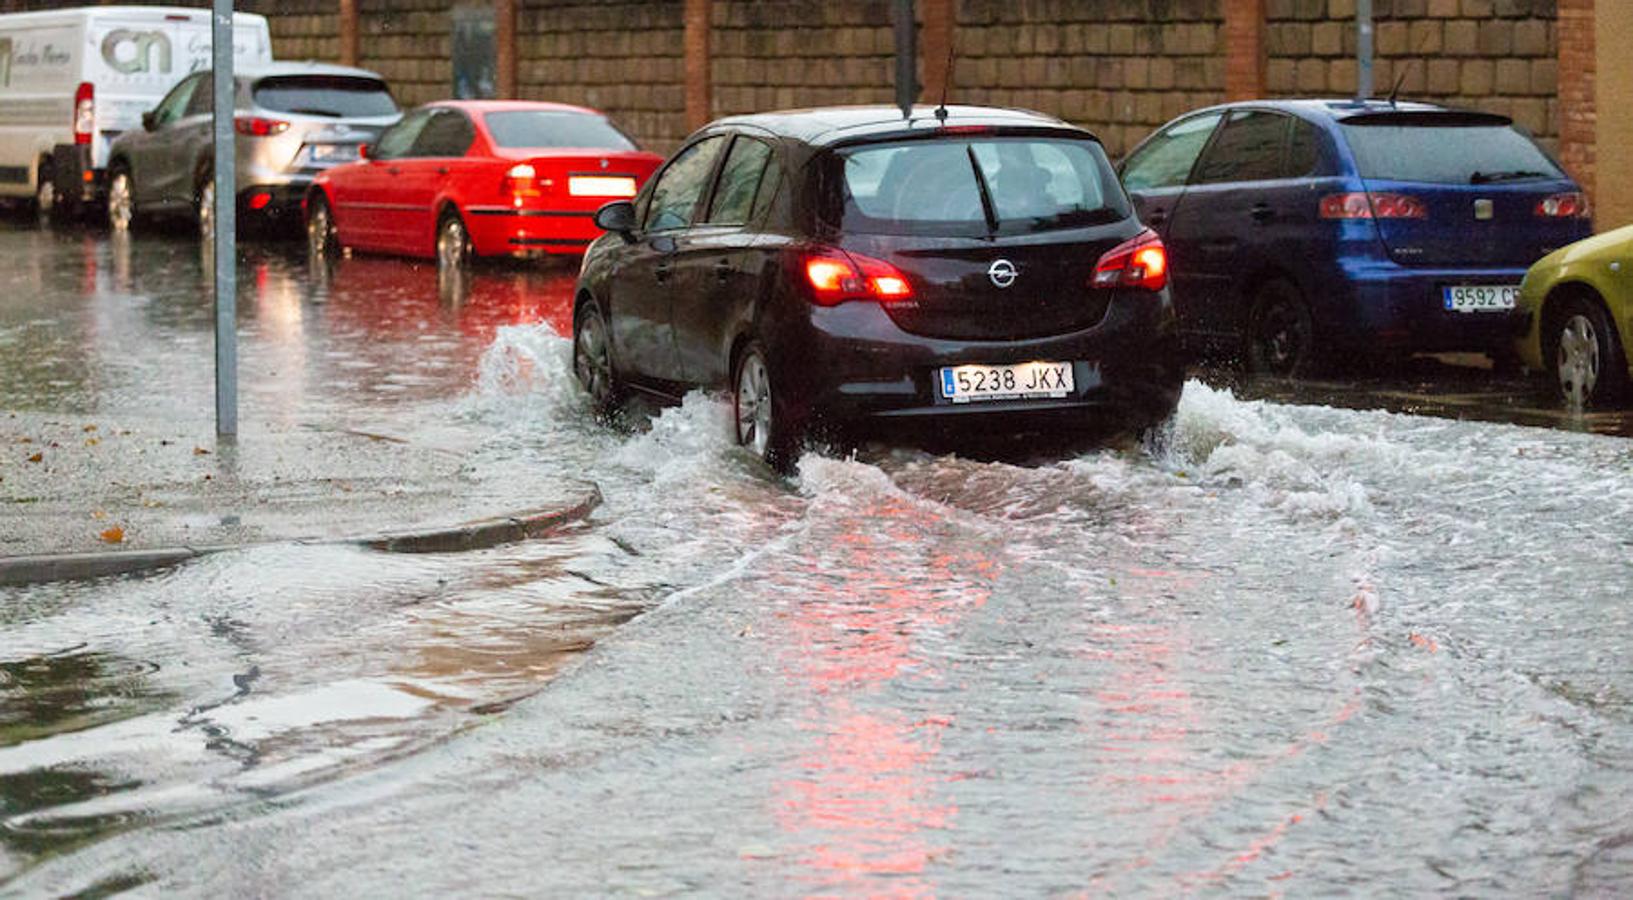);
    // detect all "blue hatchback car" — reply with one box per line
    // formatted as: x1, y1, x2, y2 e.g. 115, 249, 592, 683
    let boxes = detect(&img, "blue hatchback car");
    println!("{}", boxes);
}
1118, 99, 1593, 373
